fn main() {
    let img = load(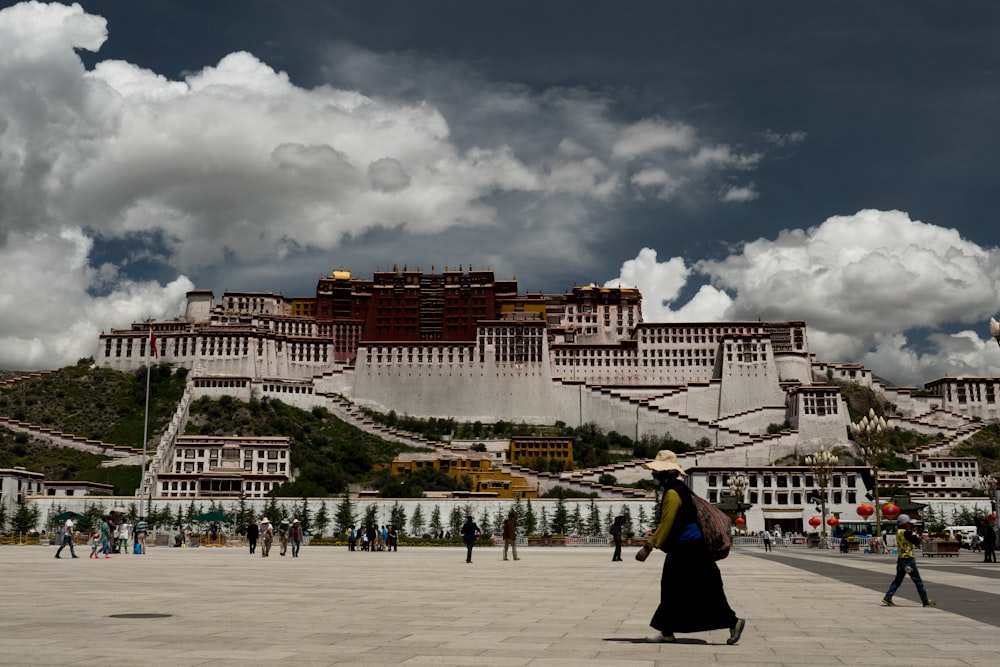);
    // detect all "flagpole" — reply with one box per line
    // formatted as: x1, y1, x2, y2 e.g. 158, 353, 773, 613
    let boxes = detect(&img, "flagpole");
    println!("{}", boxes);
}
141, 350, 150, 504
141, 324, 155, 510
